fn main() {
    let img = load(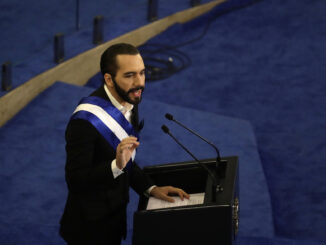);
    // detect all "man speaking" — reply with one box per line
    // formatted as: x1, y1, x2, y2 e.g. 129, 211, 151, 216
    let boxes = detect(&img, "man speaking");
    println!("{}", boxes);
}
59, 43, 189, 245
